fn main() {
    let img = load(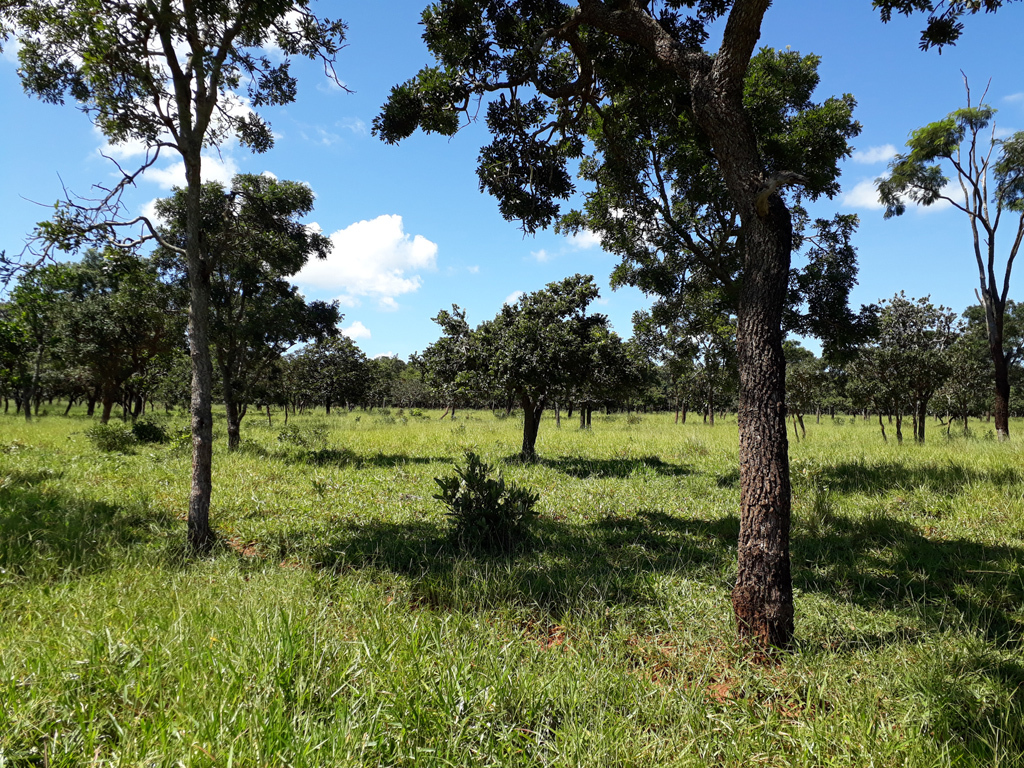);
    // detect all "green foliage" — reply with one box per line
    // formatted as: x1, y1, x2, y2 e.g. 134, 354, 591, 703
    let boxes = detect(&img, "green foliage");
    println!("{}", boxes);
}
130, 419, 168, 444
84, 423, 137, 453
277, 423, 327, 449
433, 451, 539, 551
